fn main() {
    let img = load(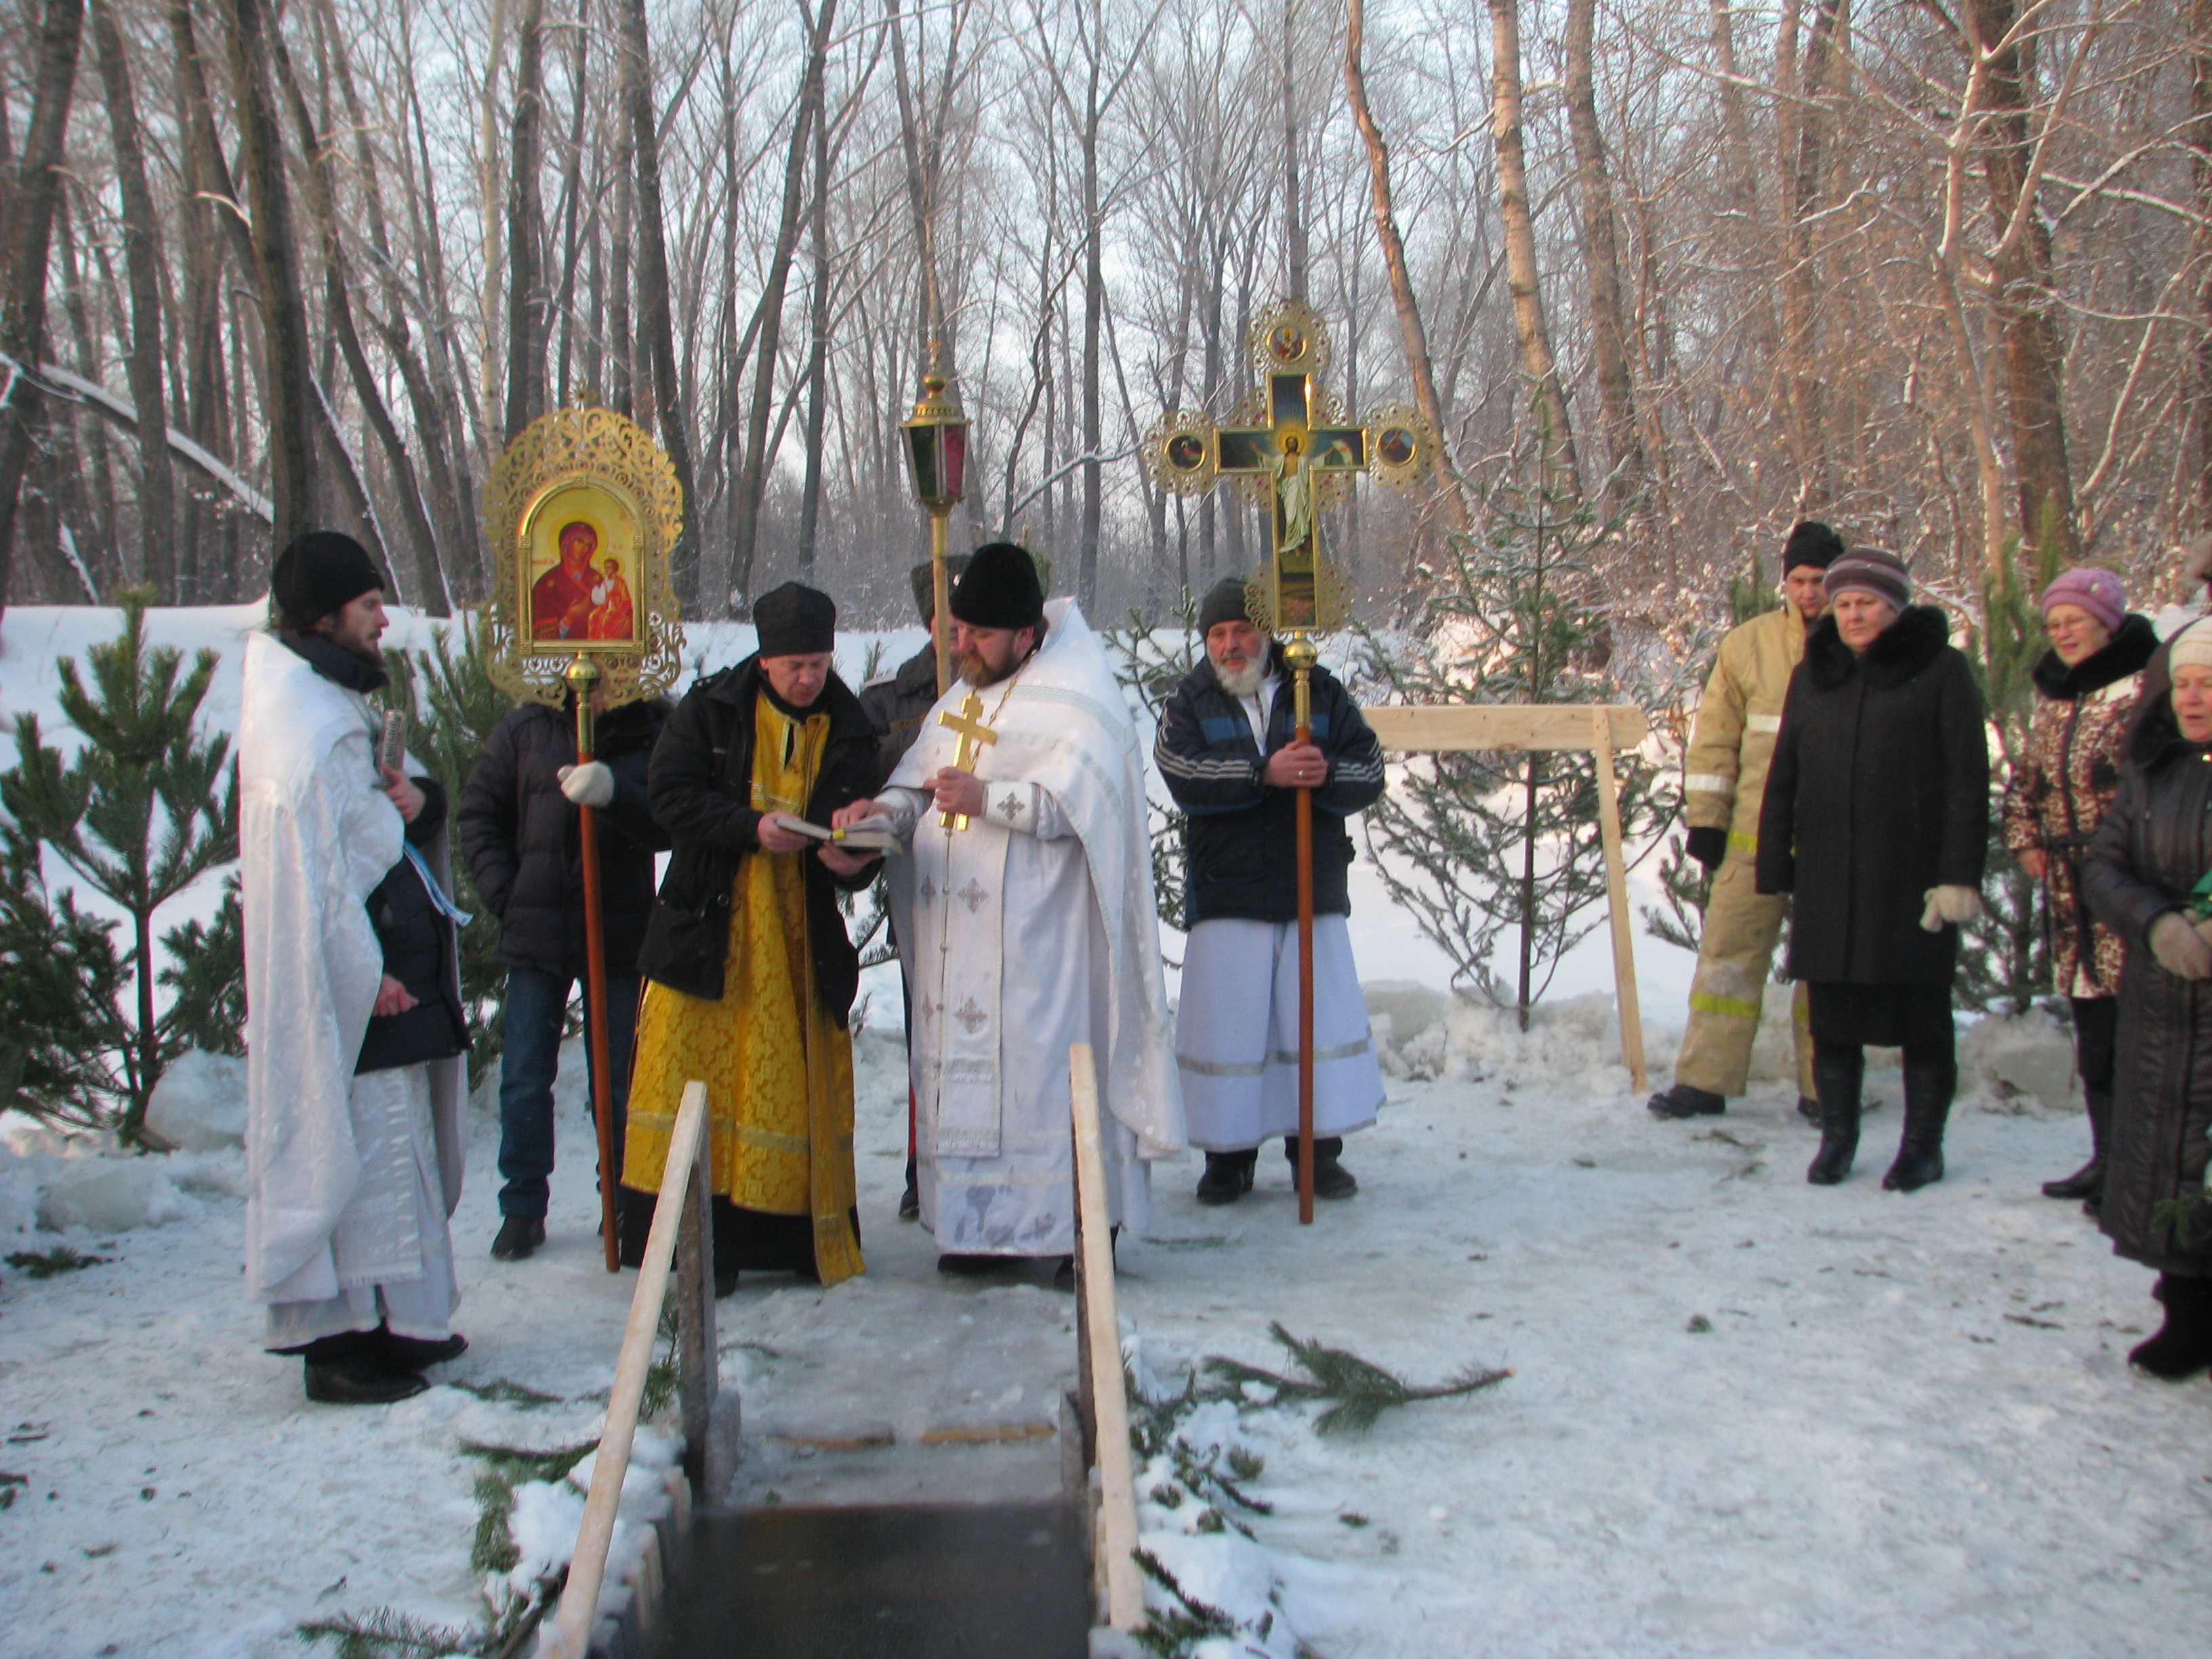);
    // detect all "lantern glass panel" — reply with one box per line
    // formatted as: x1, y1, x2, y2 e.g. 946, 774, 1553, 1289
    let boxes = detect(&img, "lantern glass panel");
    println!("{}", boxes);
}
904, 424, 940, 506
941, 424, 967, 504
